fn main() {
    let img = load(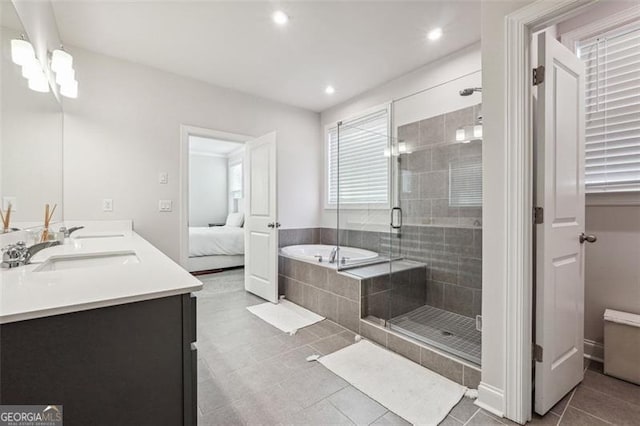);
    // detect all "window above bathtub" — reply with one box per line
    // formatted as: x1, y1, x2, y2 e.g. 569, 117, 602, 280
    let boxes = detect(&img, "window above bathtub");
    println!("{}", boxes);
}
325, 105, 391, 209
